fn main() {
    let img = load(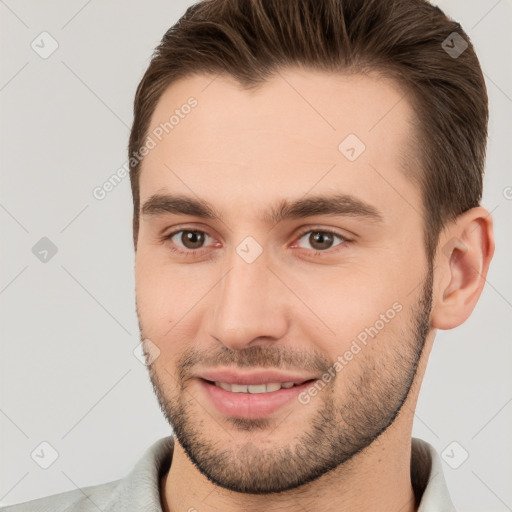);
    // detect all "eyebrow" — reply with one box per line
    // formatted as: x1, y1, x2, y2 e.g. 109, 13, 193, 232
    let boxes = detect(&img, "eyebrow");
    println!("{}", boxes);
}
141, 192, 383, 225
